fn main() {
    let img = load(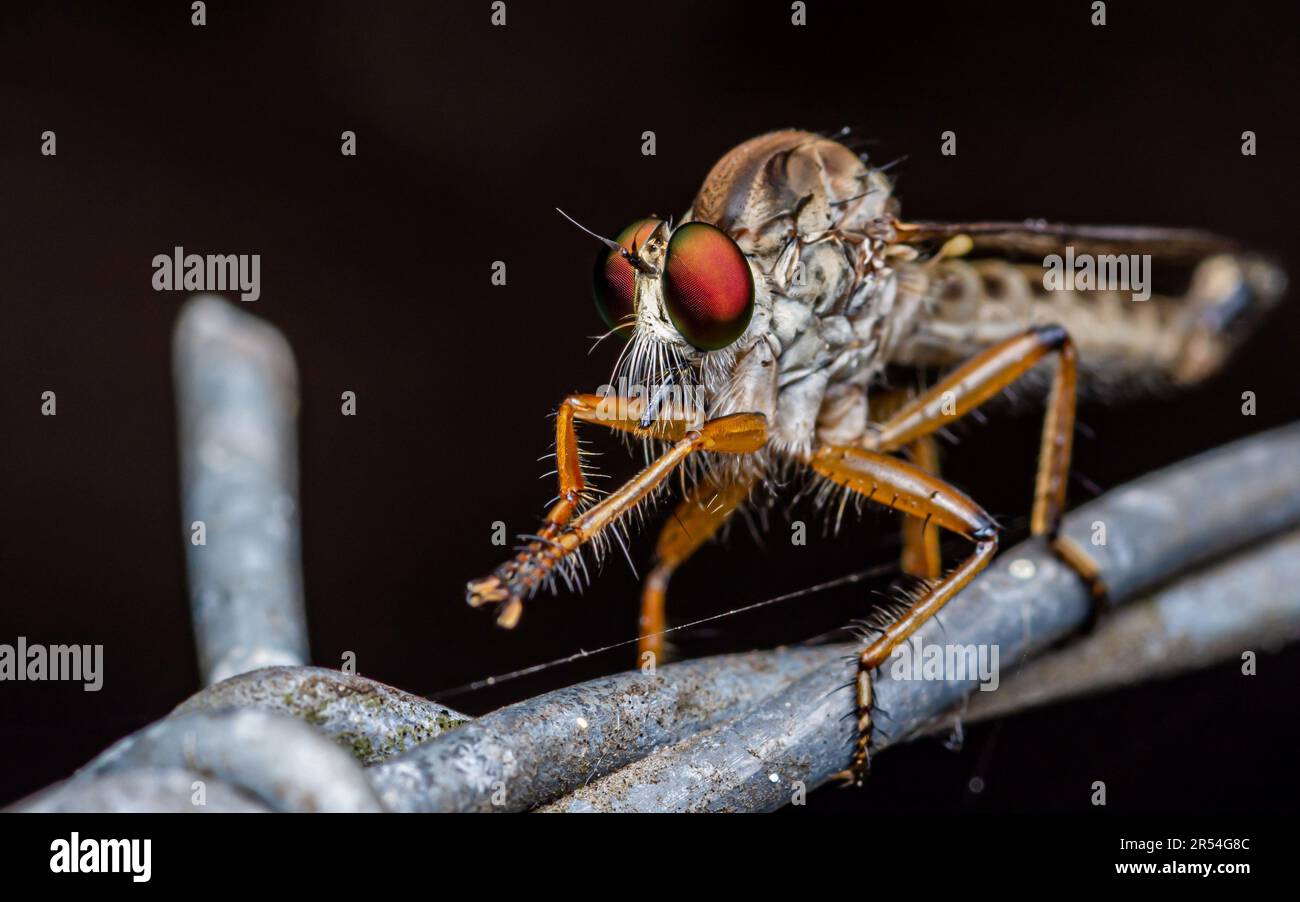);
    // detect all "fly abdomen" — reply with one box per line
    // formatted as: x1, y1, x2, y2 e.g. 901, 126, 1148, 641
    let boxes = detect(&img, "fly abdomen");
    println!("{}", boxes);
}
893, 252, 1286, 396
